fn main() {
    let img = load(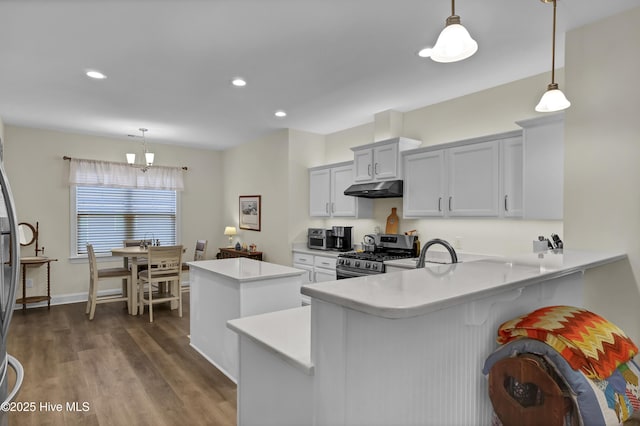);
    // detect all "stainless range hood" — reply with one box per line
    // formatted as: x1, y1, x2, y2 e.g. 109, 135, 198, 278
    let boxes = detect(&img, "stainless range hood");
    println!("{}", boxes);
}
344, 180, 403, 199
